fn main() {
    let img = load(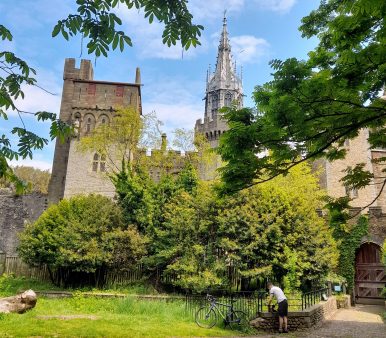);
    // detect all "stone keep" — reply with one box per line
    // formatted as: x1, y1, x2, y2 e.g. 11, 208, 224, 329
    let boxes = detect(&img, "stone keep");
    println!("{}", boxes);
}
48, 59, 142, 204
195, 16, 243, 149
